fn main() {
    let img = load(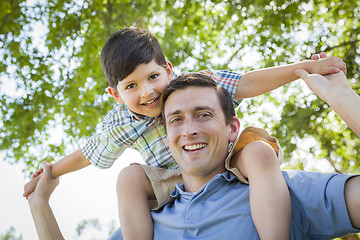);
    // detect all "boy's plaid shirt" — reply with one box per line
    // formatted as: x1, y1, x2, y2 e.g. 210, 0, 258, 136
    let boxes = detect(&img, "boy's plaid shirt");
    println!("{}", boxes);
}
81, 70, 243, 169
